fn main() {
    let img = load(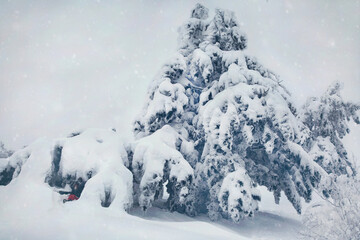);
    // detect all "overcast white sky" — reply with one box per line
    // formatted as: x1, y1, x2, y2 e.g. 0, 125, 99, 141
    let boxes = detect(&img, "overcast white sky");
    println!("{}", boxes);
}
0, 0, 359, 150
